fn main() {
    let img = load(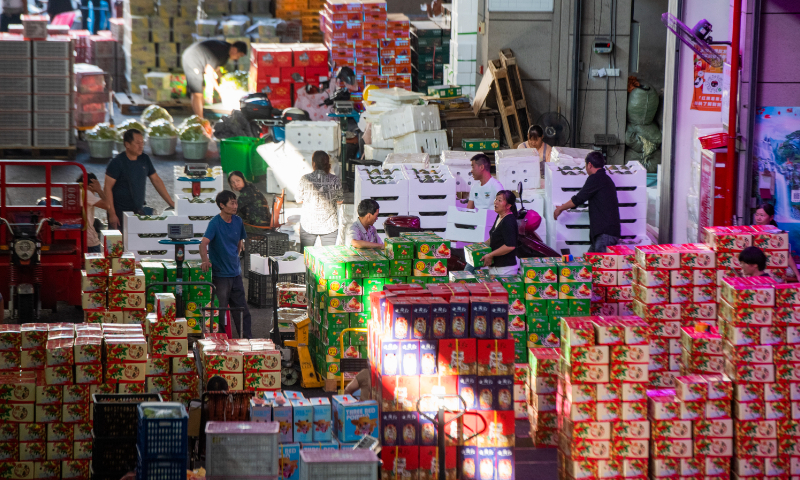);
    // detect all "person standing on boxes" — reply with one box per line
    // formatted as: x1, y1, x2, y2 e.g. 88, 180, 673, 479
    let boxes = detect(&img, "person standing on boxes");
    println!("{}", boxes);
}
467, 154, 504, 210
346, 199, 383, 249
182, 40, 248, 119
553, 151, 621, 253
104, 129, 175, 234
199, 190, 253, 339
